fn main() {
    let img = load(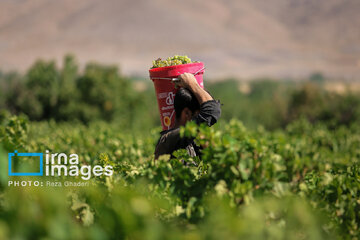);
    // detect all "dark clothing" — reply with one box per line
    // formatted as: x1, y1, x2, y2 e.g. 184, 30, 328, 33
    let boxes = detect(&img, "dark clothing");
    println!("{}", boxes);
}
154, 100, 221, 159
